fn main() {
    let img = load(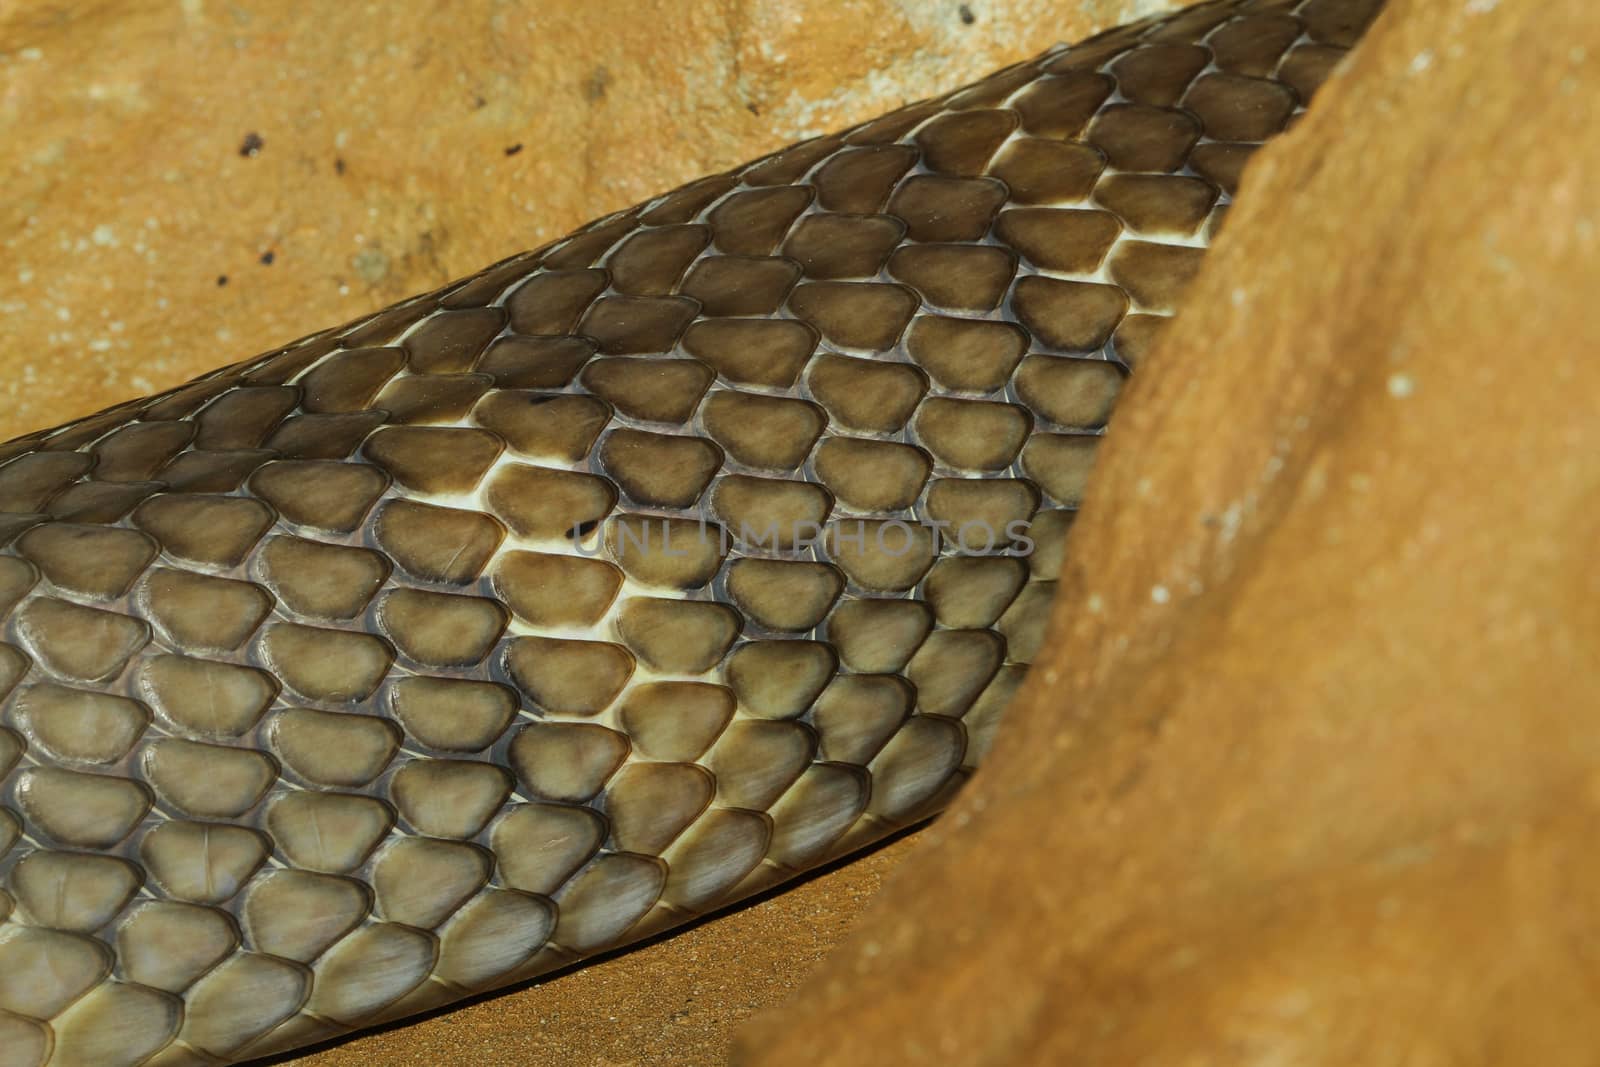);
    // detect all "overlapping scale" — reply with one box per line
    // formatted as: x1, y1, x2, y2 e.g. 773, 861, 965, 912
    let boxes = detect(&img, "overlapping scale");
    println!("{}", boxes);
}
0, 2, 1378, 1062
